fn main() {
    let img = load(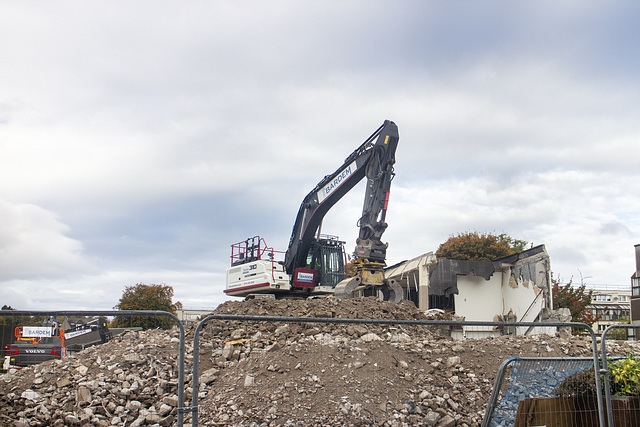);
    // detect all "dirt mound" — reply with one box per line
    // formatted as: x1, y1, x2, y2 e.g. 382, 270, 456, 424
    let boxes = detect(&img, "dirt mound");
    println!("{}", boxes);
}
212, 296, 429, 320
192, 297, 598, 426
2, 297, 638, 426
